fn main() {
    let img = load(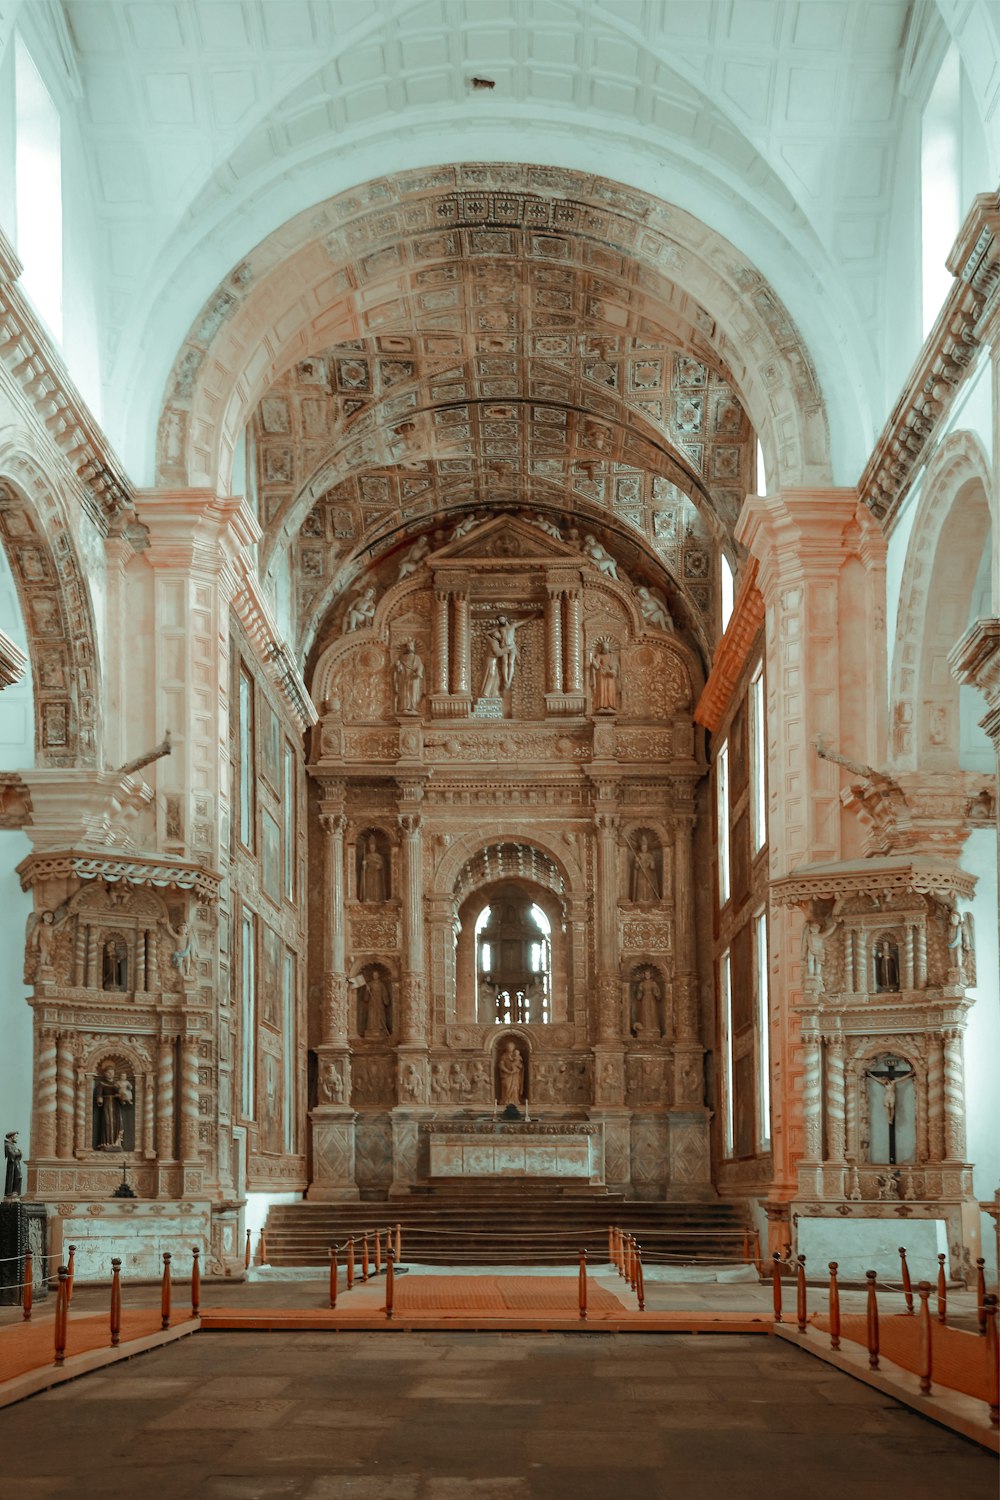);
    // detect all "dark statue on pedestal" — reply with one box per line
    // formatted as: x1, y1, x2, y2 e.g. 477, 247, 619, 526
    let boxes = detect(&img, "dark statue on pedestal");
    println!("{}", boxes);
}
4, 1132, 23, 1198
